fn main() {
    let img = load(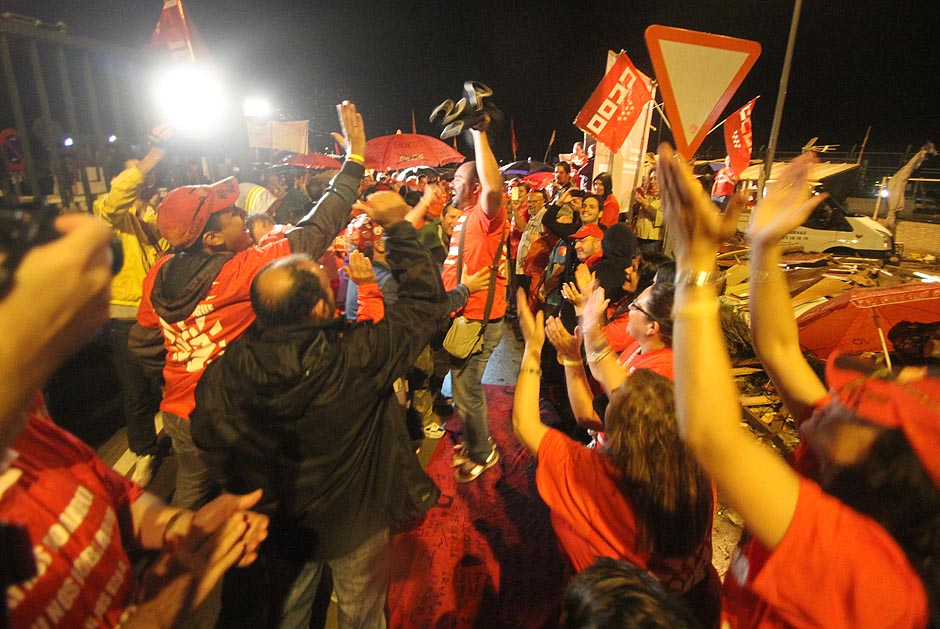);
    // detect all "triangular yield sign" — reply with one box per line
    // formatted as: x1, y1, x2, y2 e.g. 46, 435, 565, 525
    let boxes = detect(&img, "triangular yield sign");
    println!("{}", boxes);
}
645, 25, 760, 159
